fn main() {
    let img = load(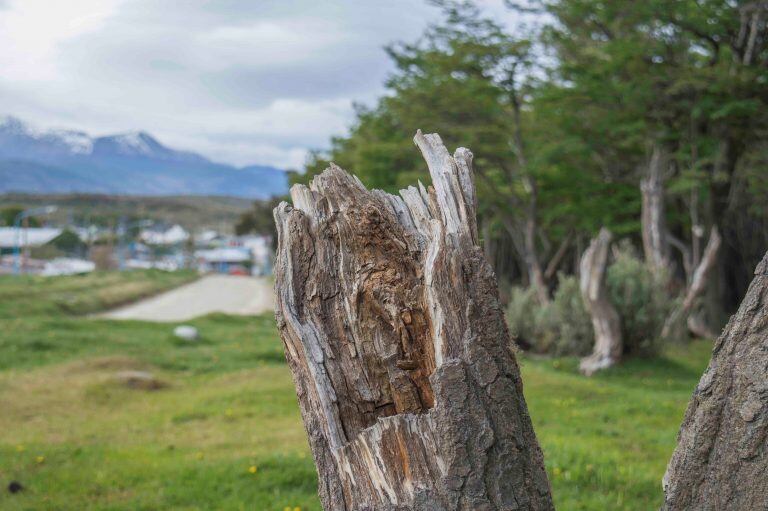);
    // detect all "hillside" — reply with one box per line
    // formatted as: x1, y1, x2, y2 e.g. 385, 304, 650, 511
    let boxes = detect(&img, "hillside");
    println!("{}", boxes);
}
0, 116, 288, 199
0, 193, 256, 232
